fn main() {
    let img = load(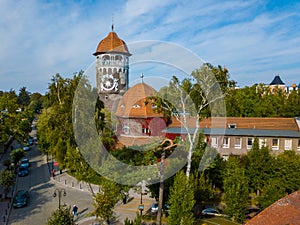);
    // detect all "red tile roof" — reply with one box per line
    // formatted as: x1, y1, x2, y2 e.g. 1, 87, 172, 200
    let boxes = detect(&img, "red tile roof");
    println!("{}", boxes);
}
115, 83, 163, 118
168, 117, 299, 131
246, 190, 300, 225
93, 31, 131, 56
